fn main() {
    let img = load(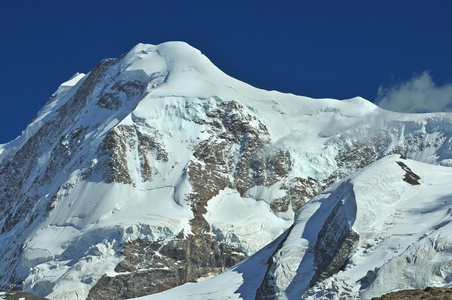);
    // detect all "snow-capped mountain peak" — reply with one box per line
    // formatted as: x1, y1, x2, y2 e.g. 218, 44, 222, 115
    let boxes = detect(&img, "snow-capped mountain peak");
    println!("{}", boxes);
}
1, 42, 452, 299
